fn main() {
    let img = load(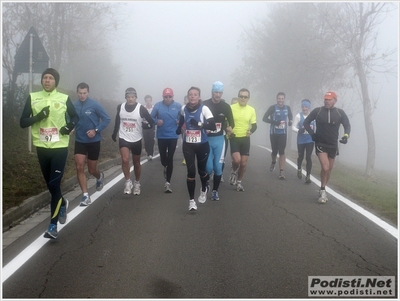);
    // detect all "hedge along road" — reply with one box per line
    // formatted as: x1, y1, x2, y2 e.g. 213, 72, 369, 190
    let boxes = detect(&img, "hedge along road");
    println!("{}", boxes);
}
2, 145, 397, 298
